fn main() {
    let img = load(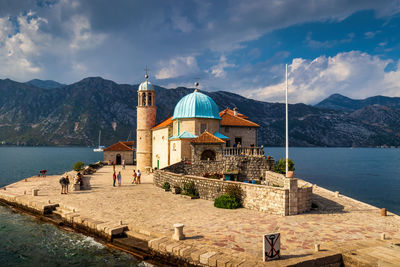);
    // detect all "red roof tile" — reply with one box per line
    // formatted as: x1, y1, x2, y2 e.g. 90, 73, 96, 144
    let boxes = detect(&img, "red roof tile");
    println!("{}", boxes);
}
219, 108, 248, 119
122, 141, 134, 146
153, 117, 173, 130
191, 131, 225, 144
104, 141, 134, 151
220, 111, 259, 127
